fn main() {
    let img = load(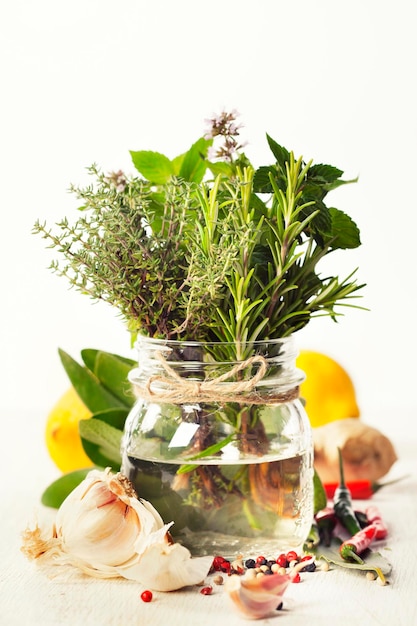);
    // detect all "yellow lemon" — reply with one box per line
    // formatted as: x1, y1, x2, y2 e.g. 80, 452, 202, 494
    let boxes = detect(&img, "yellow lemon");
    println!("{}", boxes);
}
296, 350, 360, 428
45, 387, 94, 473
